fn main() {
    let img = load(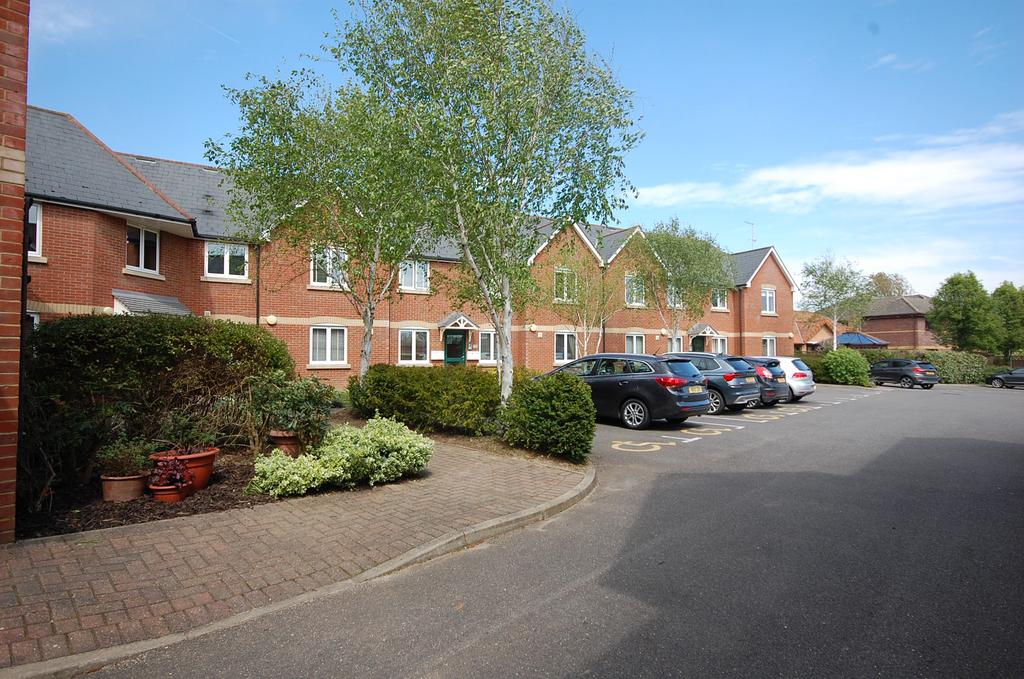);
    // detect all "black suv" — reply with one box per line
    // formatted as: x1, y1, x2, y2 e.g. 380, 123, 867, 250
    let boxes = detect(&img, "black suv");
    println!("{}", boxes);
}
743, 356, 791, 406
664, 353, 761, 415
551, 354, 711, 429
869, 359, 940, 389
